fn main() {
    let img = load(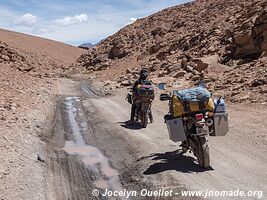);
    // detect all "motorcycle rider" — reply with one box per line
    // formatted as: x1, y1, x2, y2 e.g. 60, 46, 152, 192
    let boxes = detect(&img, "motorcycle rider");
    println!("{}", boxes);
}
129, 68, 152, 125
